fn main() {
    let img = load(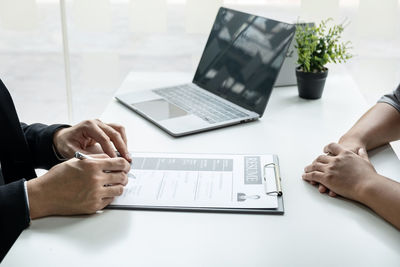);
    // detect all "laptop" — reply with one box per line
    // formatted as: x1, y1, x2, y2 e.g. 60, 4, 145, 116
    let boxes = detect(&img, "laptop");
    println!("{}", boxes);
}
275, 22, 314, 87
116, 7, 295, 137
